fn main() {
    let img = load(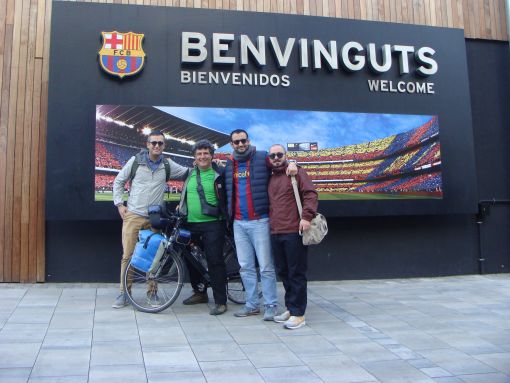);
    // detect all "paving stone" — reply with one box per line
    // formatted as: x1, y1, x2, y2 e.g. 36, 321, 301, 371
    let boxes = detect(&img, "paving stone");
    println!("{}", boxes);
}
143, 345, 200, 373
418, 348, 497, 375
301, 354, 377, 382
280, 334, 342, 357
134, 310, 180, 328
420, 367, 453, 378
139, 325, 189, 347
93, 307, 136, 324
362, 359, 435, 382
90, 340, 143, 366
226, 324, 280, 344
147, 371, 206, 383
42, 328, 92, 349
0, 343, 41, 368
199, 359, 264, 383
31, 348, 91, 377
308, 322, 368, 341
0, 367, 32, 383
7, 307, 55, 324
190, 341, 246, 362
386, 344, 422, 360
472, 353, 510, 374
457, 373, 510, 383
28, 376, 88, 383
240, 342, 302, 368
92, 322, 140, 342
180, 322, 234, 345
89, 364, 147, 383
384, 329, 449, 351
334, 340, 400, 363
49, 312, 94, 329
408, 358, 437, 368
432, 377, 463, 383
0, 323, 48, 343
258, 365, 323, 382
